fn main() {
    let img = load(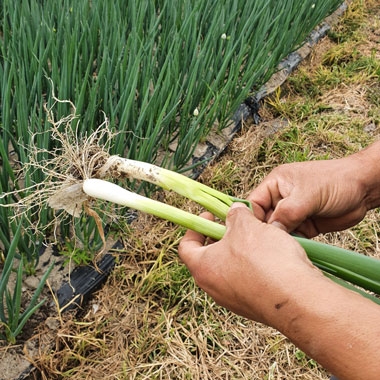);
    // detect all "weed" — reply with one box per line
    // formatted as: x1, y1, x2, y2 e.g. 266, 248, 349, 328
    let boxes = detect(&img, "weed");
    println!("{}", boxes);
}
60, 244, 94, 267
295, 349, 318, 368
327, 0, 366, 43
286, 71, 322, 98
366, 85, 380, 108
